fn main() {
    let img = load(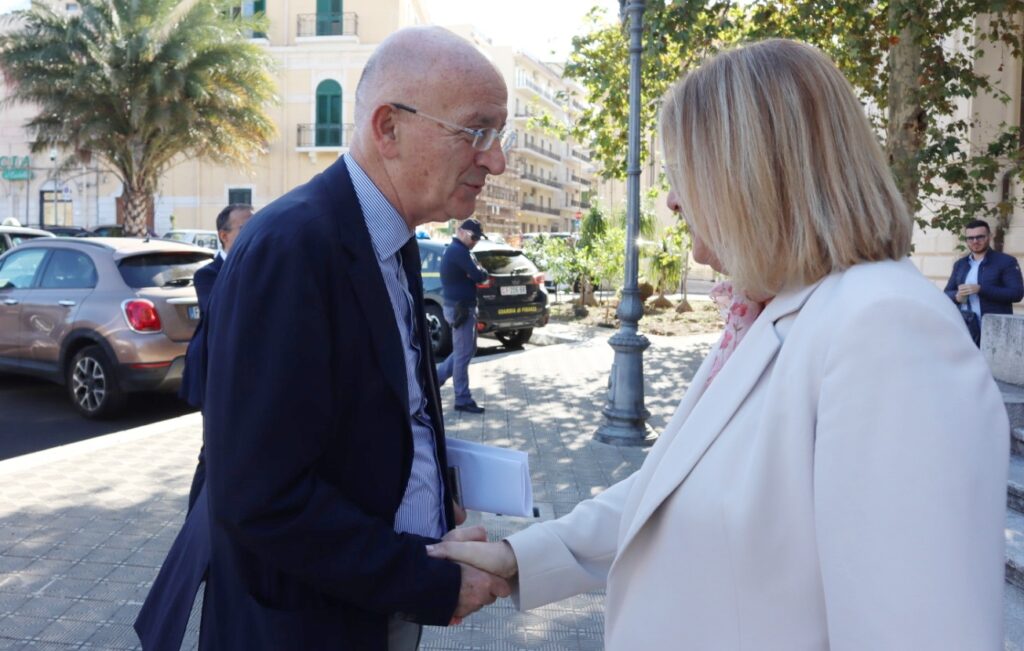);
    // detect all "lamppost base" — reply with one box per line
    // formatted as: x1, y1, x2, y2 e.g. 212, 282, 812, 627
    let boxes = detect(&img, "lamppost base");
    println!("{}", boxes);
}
594, 420, 658, 447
